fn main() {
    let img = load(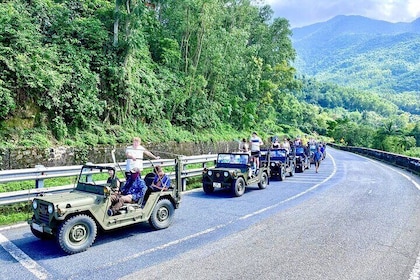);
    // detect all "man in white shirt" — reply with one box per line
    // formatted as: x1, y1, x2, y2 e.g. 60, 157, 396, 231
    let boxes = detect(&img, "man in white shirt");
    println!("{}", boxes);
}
249, 132, 263, 170
125, 137, 159, 178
